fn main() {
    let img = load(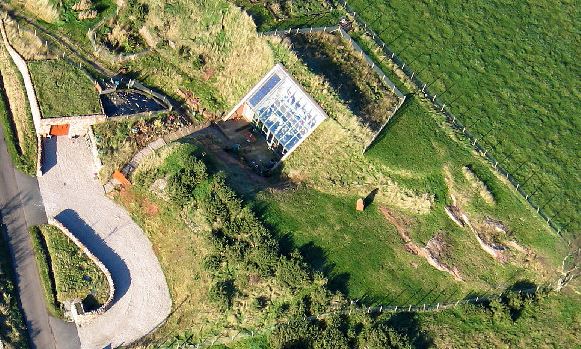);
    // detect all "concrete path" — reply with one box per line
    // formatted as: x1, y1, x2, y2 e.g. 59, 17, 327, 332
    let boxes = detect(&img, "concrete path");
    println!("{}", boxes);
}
38, 136, 171, 348
0, 124, 80, 349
